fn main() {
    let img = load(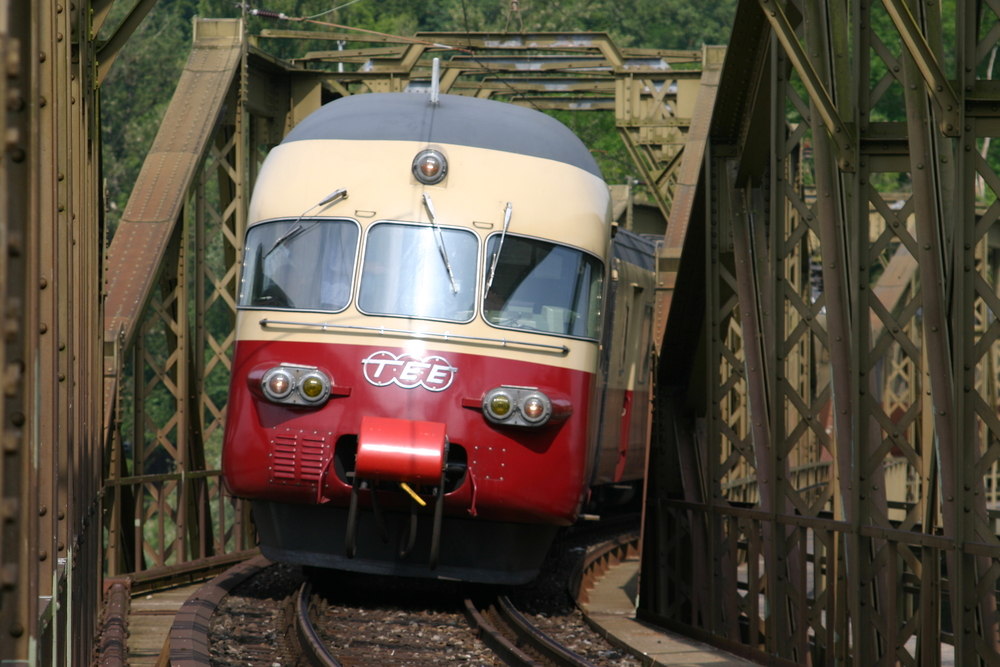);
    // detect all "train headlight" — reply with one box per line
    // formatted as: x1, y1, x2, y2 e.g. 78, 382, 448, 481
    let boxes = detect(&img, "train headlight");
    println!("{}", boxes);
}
298, 372, 330, 403
520, 393, 551, 424
484, 388, 514, 421
262, 367, 294, 400
412, 149, 448, 185
260, 364, 331, 406
482, 386, 553, 427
